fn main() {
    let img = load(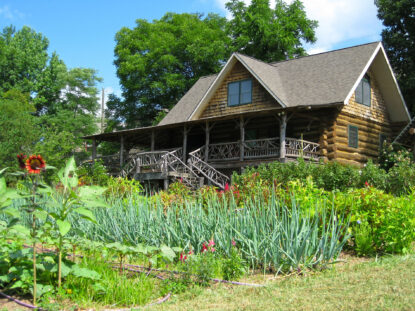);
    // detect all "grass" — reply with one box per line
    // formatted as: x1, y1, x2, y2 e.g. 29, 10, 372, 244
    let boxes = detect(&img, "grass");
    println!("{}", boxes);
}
151, 254, 415, 311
